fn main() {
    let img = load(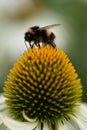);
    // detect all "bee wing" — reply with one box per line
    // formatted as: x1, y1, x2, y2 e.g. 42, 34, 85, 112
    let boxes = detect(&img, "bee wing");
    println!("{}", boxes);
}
38, 24, 61, 30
